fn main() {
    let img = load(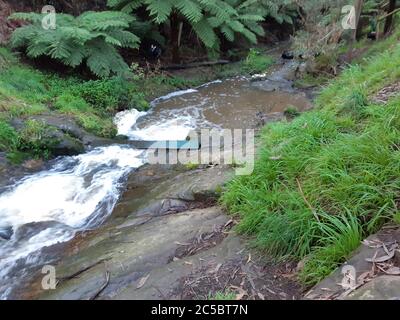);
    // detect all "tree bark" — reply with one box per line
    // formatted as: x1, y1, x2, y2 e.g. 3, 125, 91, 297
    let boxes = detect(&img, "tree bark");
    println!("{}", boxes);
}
384, 0, 397, 34
353, 0, 364, 42
348, 0, 364, 61
170, 11, 181, 64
